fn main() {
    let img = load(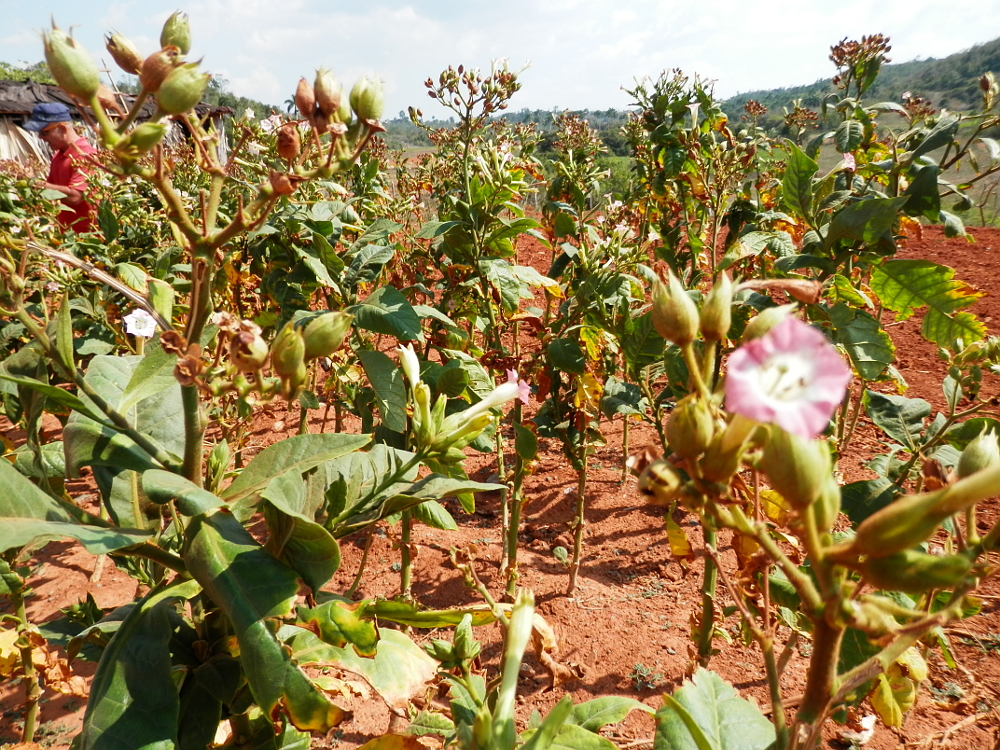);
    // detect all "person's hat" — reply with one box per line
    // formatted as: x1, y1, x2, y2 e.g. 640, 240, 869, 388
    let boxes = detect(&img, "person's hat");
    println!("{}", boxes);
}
22, 102, 72, 132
